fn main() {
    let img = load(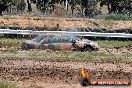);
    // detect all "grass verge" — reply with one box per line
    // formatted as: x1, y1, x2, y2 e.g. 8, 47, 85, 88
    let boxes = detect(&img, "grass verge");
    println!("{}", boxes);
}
0, 38, 132, 48
105, 14, 132, 21
97, 40, 132, 48
0, 50, 132, 62
0, 38, 23, 48
0, 80, 16, 88
0, 38, 131, 62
